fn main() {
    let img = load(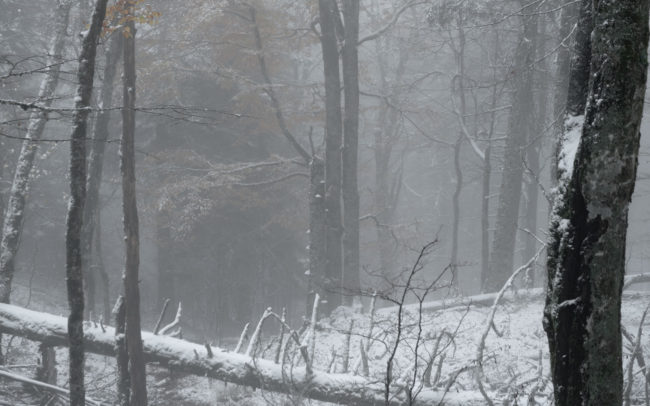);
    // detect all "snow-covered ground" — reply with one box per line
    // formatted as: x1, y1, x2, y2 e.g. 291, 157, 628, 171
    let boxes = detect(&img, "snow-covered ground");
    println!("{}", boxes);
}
2, 289, 649, 405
